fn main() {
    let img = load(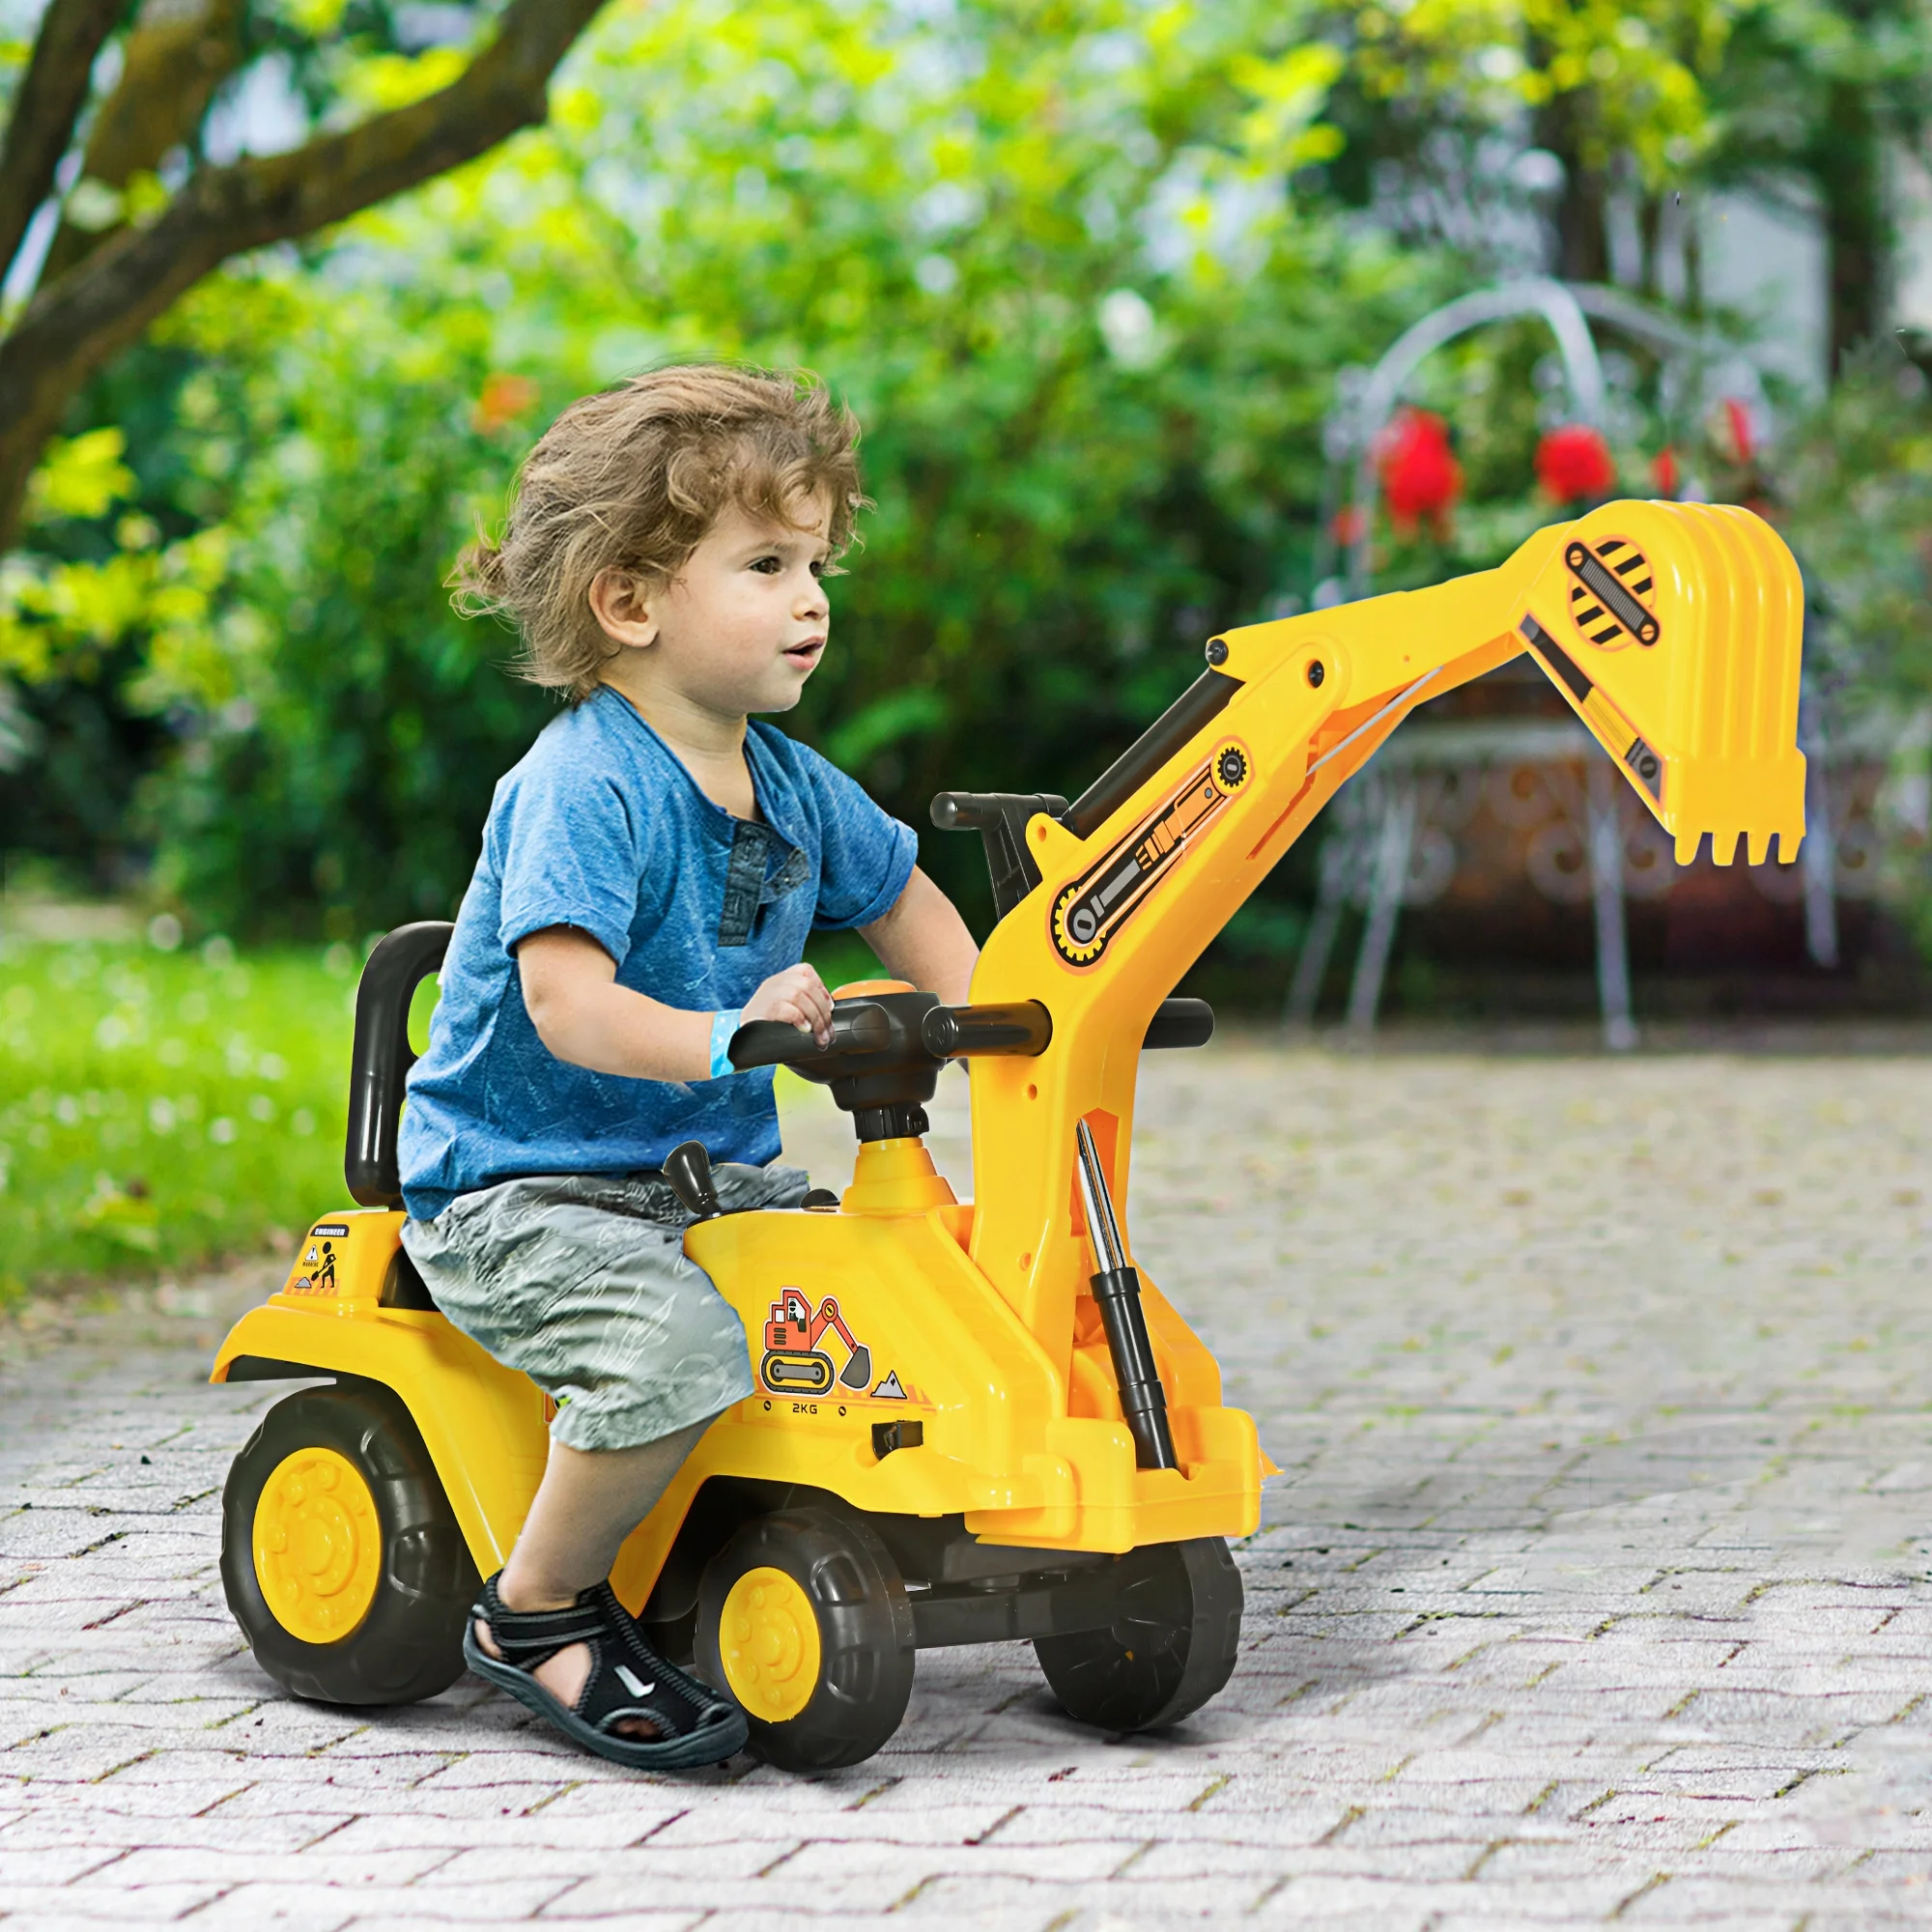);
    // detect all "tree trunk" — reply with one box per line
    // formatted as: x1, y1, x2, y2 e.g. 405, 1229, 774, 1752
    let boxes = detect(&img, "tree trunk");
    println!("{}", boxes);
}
1538, 87, 1609, 285
1813, 77, 1888, 374
0, 0, 609, 554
